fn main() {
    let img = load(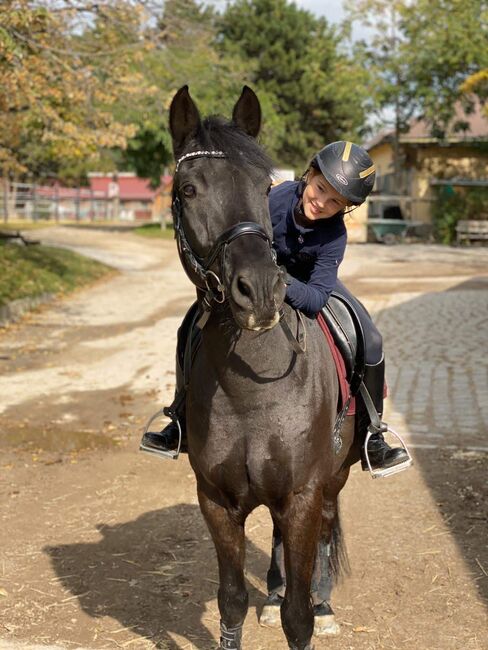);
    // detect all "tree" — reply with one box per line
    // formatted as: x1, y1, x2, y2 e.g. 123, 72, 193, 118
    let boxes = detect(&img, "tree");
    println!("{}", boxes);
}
345, 0, 424, 179
400, 0, 488, 136
345, 0, 488, 141
101, 0, 260, 186
217, 0, 369, 169
0, 1, 142, 183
